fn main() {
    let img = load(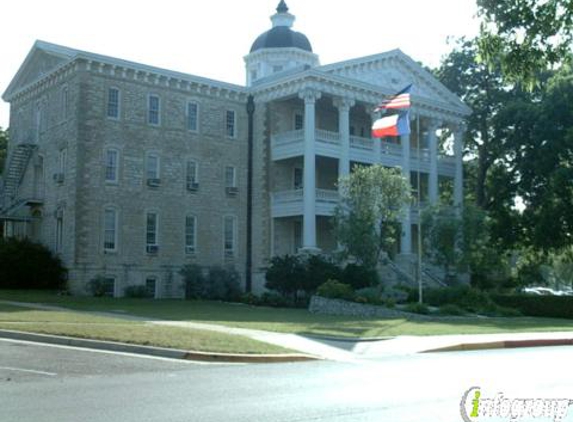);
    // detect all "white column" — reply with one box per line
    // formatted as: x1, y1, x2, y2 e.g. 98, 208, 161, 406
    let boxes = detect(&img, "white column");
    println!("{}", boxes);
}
299, 88, 321, 251
428, 120, 441, 205
371, 111, 381, 164
401, 132, 412, 254
334, 97, 355, 182
454, 124, 465, 210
